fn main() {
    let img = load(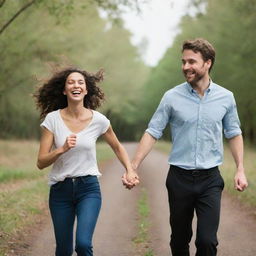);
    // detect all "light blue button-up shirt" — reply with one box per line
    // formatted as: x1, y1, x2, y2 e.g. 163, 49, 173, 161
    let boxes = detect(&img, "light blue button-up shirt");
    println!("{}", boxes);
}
146, 81, 242, 170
